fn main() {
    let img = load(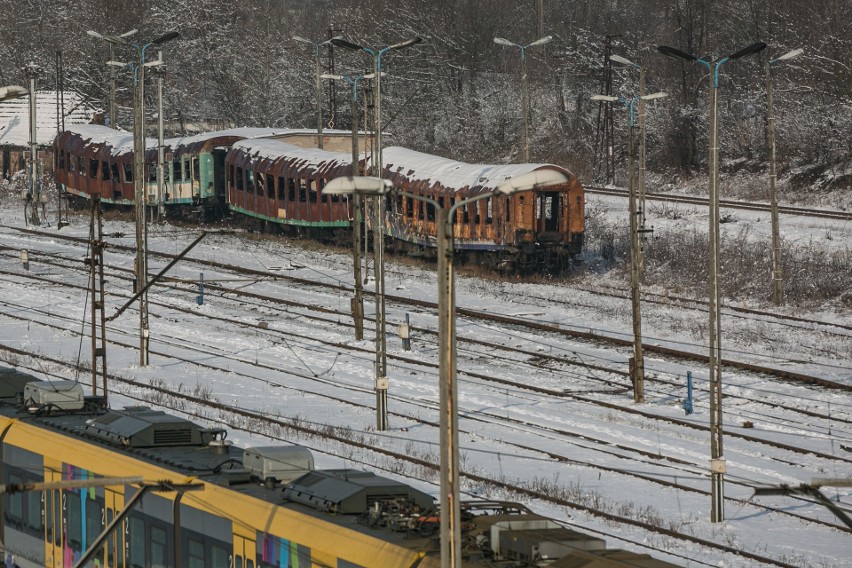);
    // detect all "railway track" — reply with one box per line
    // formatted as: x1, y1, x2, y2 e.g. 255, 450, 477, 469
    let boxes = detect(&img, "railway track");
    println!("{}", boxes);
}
4, 226, 848, 390
0, 347, 843, 568
586, 185, 852, 221
3, 223, 850, 566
